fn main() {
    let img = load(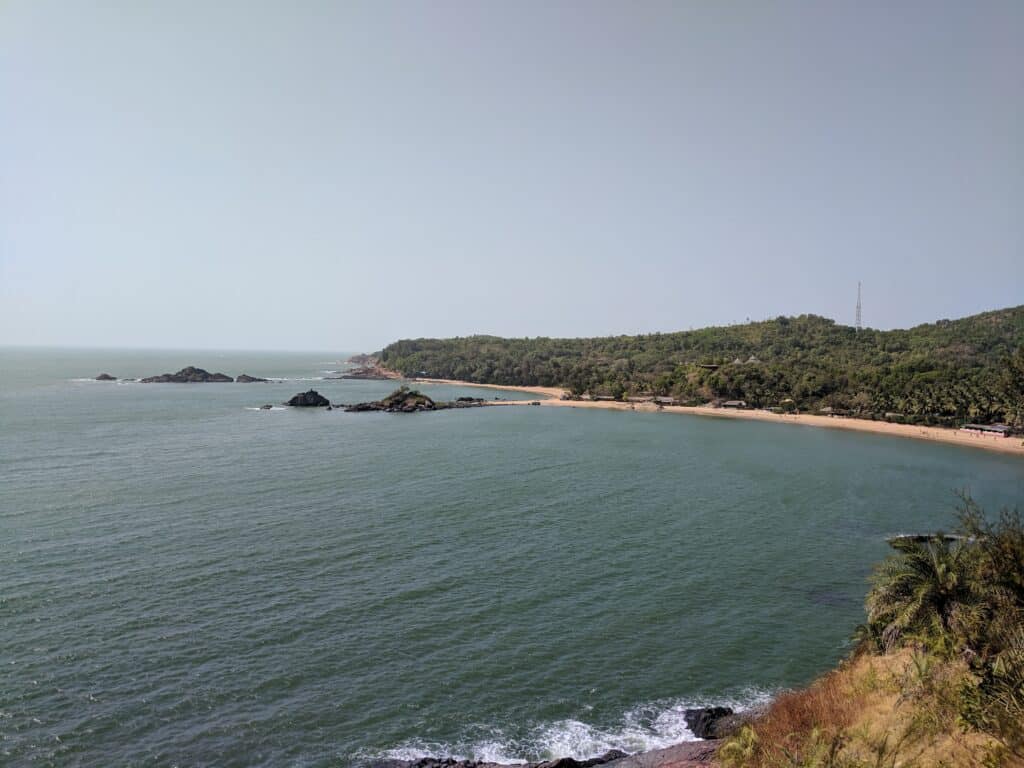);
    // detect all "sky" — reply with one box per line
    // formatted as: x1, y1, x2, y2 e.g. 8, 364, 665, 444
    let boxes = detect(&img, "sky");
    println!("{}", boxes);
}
1, 1, 1021, 351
